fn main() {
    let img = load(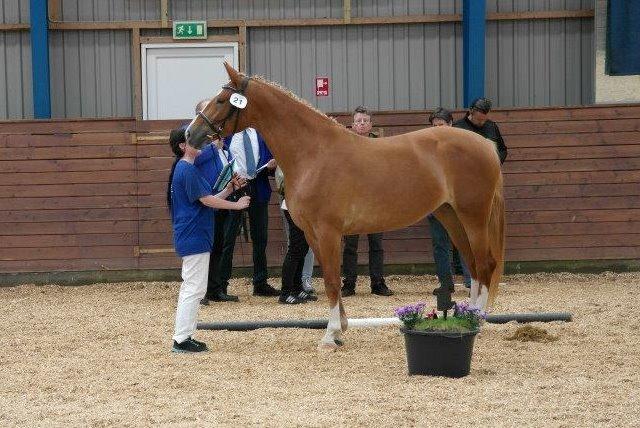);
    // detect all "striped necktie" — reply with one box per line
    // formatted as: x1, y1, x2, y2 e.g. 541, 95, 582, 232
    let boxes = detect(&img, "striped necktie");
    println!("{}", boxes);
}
243, 130, 256, 178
